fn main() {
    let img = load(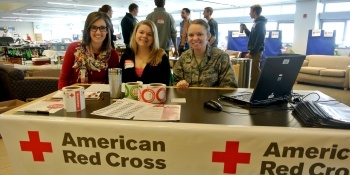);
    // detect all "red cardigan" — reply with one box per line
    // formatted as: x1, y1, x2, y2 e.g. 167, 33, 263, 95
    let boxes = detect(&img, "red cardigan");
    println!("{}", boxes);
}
58, 42, 119, 89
